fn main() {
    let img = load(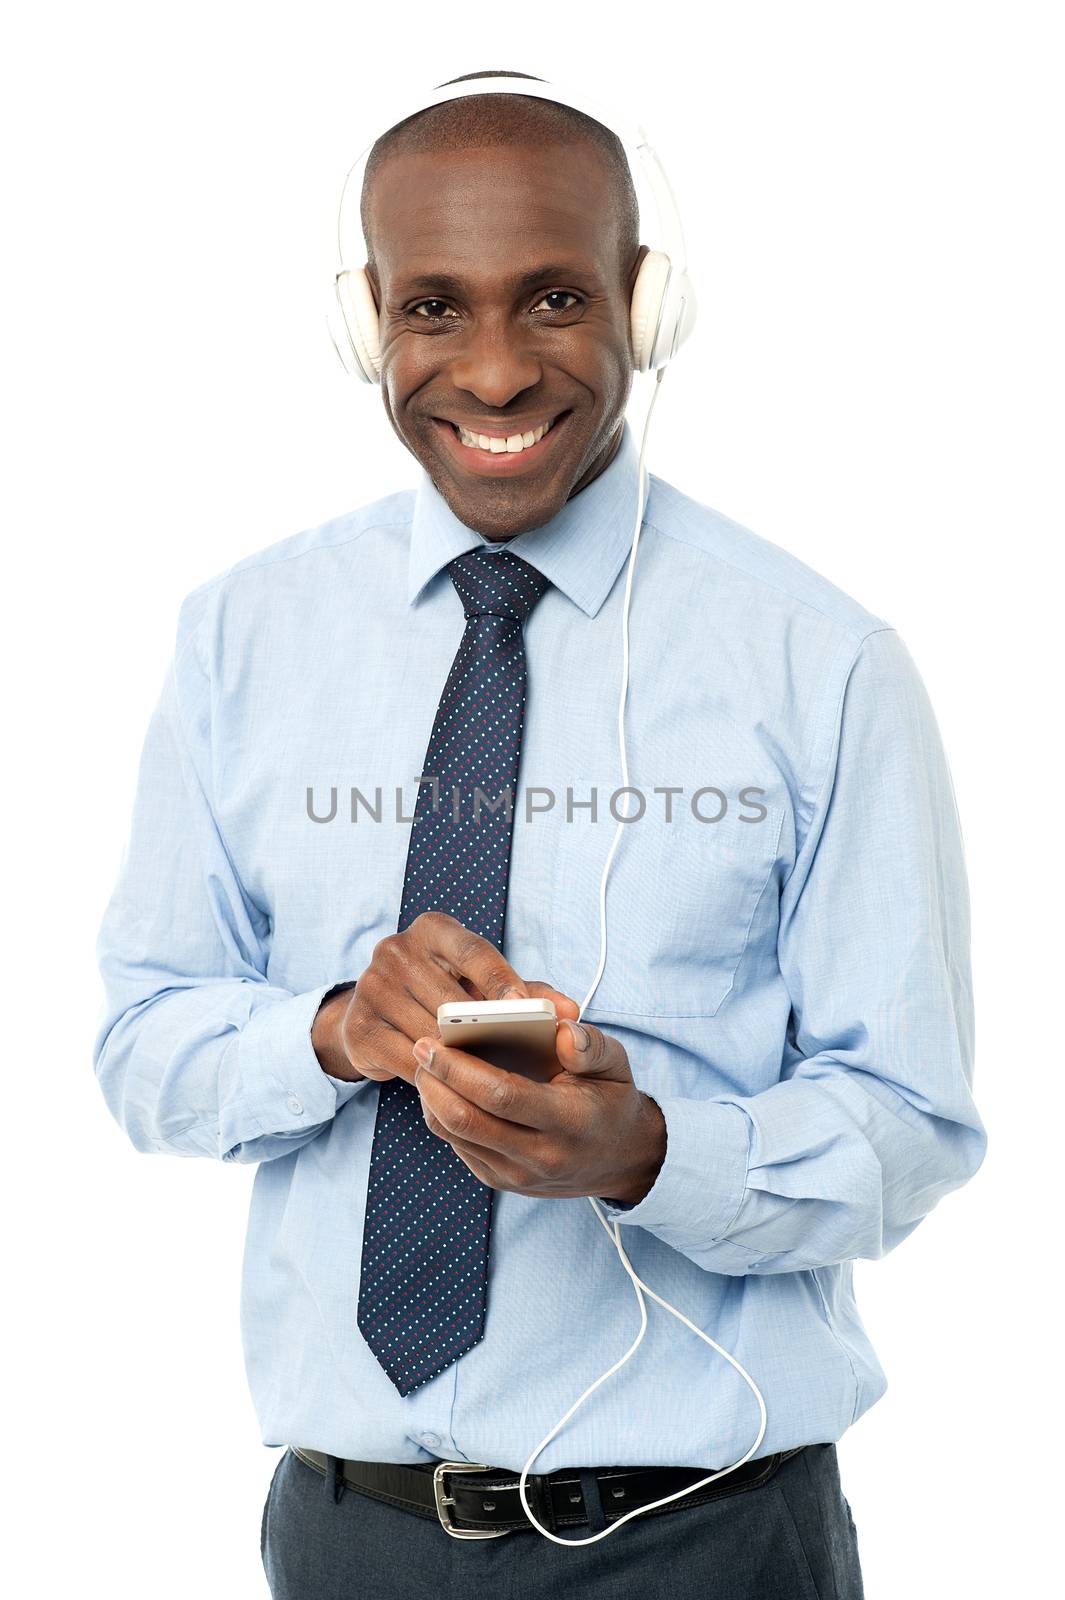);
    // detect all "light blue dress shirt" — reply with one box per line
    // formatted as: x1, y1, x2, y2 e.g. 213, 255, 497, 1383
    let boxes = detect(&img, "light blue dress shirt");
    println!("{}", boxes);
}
94, 418, 987, 1471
